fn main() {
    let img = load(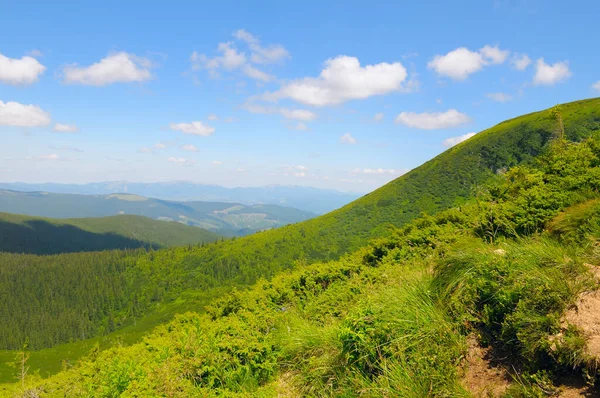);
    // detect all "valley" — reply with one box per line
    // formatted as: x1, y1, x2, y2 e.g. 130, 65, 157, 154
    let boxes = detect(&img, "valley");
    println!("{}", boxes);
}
2, 99, 600, 396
